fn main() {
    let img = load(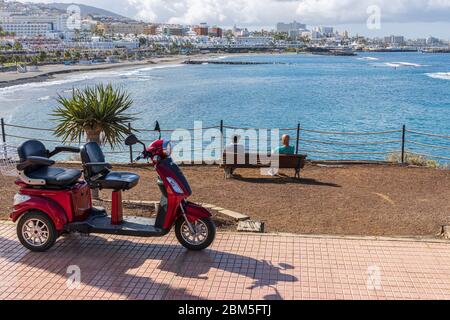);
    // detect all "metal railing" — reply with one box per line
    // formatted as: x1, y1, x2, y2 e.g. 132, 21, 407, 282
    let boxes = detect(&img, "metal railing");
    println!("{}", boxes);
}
1, 118, 449, 164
